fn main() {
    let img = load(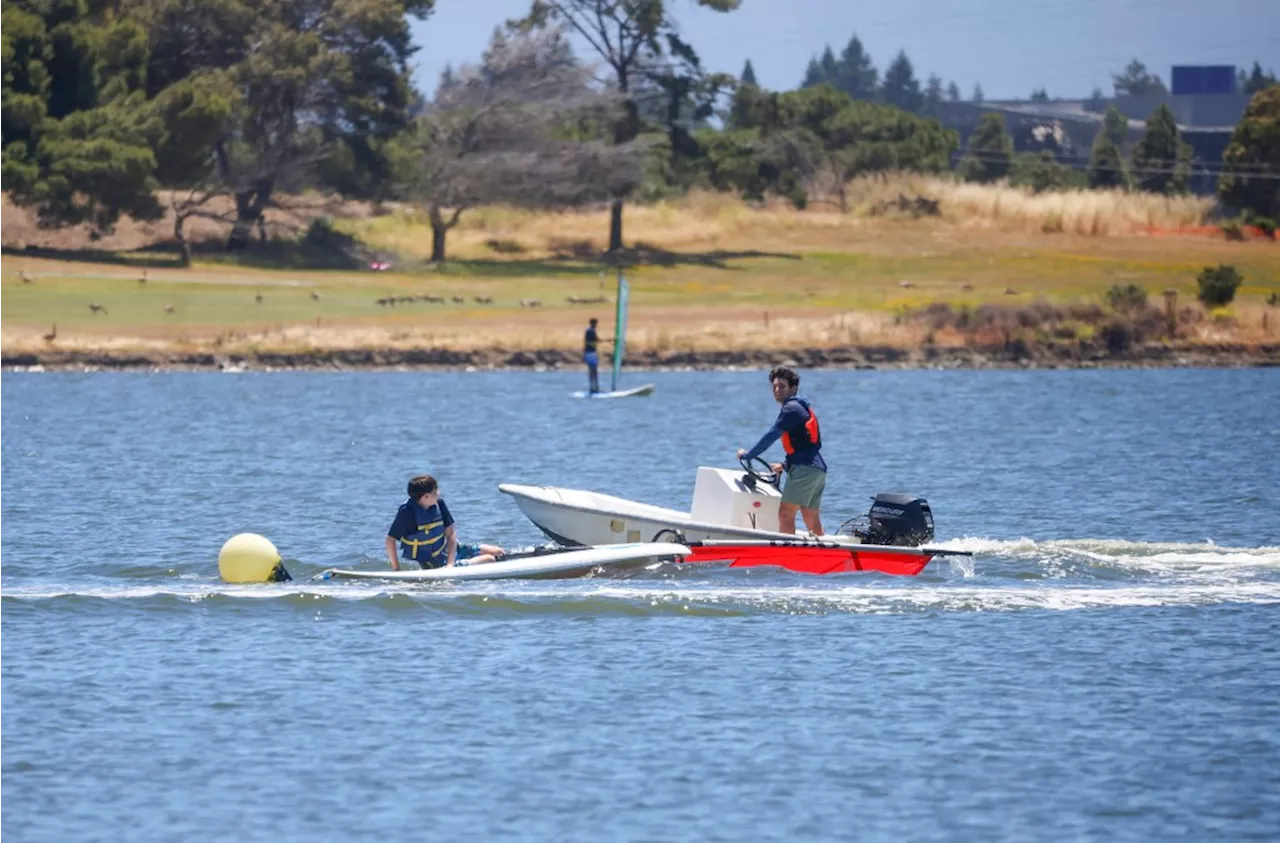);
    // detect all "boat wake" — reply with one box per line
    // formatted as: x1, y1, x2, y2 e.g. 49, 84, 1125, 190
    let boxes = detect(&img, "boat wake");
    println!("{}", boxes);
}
3, 538, 1278, 616
930, 537, 1280, 581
